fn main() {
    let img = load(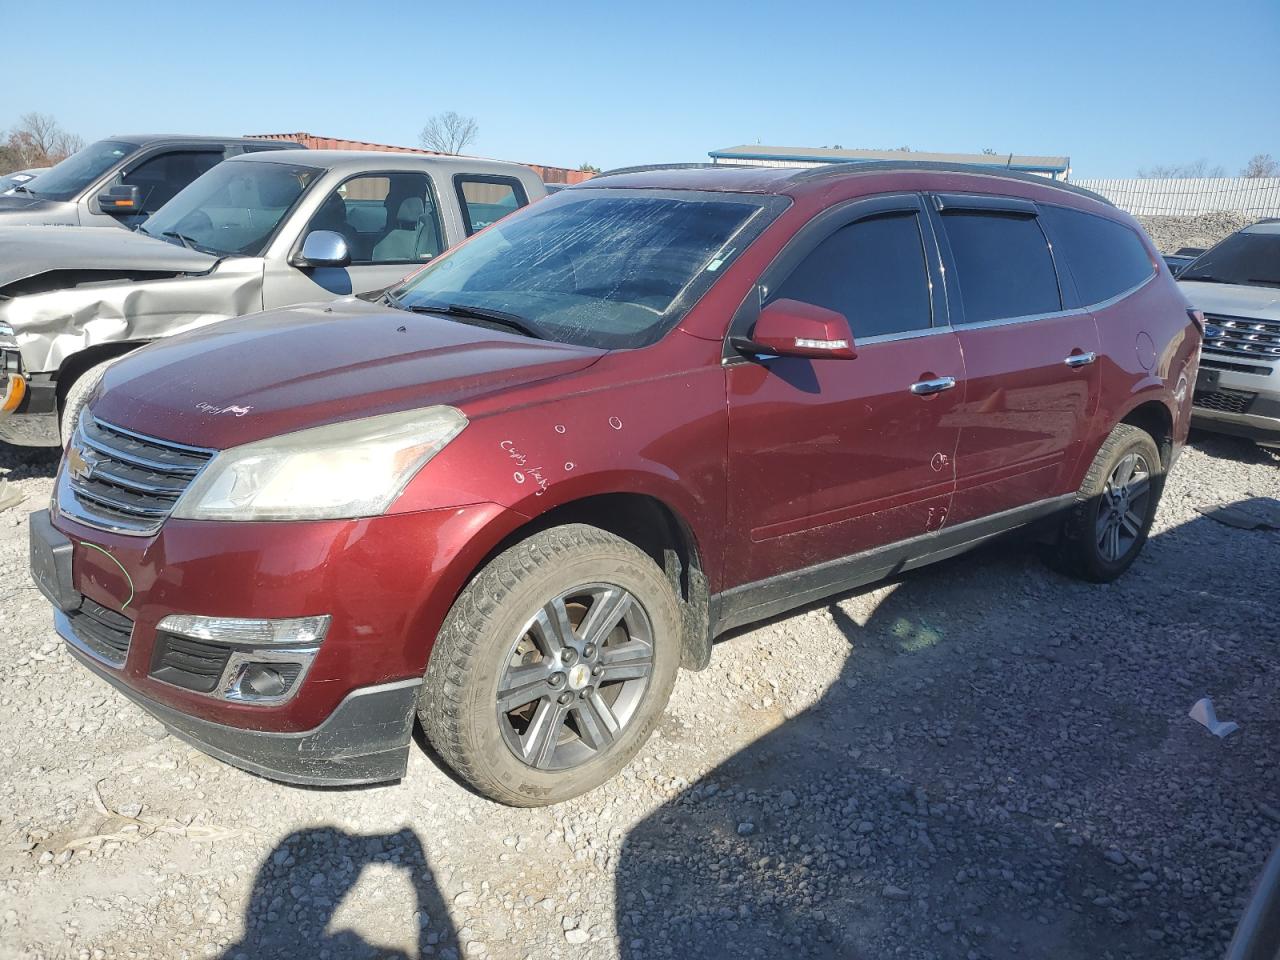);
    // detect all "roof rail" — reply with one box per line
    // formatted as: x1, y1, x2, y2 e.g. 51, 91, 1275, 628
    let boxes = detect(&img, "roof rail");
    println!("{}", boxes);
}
786, 160, 1114, 206
592, 162, 751, 179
